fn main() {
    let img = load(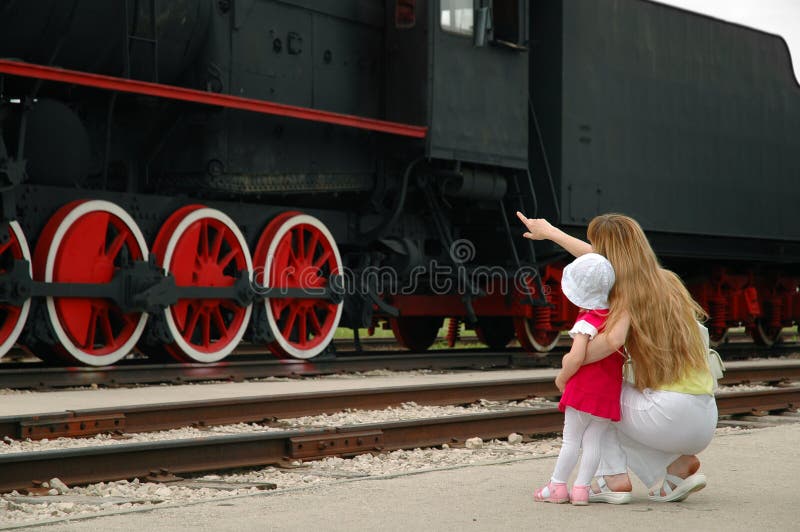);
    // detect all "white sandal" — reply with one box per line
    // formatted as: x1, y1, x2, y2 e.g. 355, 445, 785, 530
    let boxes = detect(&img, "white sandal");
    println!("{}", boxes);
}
648, 473, 707, 502
588, 477, 633, 505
